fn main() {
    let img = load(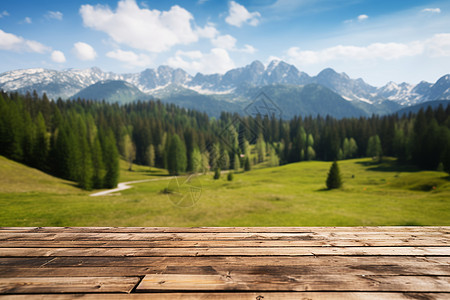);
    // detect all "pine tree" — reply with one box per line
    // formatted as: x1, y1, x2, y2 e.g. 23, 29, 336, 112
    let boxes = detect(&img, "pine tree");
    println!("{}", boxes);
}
190, 147, 202, 173
201, 151, 210, 174
337, 148, 344, 160
51, 125, 70, 179
91, 135, 105, 189
167, 134, 187, 175
349, 138, 358, 158
219, 149, 230, 170
145, 144, 156, 170
76, 118, 93, 190
123, 133, 136, 171
342, 138, 350, 159
440, 127, 450, 175
227, 172, 234, 181
209, 143, 220, 170
244, 157, 251, 171
326, 161, 342, 190
366, 135, 382, 161
256, 134, 266, 163
231, 153, 240, 171
66, 127, 82, 182
21, 111, 35, 166
3, 99, 24, 161
102, 130, 119, 189
306, 145, 316, 161
33, 113, 49, 171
